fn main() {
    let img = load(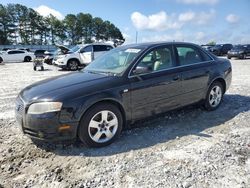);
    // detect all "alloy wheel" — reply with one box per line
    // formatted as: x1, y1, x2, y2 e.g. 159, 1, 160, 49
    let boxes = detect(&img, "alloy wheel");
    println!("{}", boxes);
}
209, 85, 222, 107
88, 110, 118, 143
